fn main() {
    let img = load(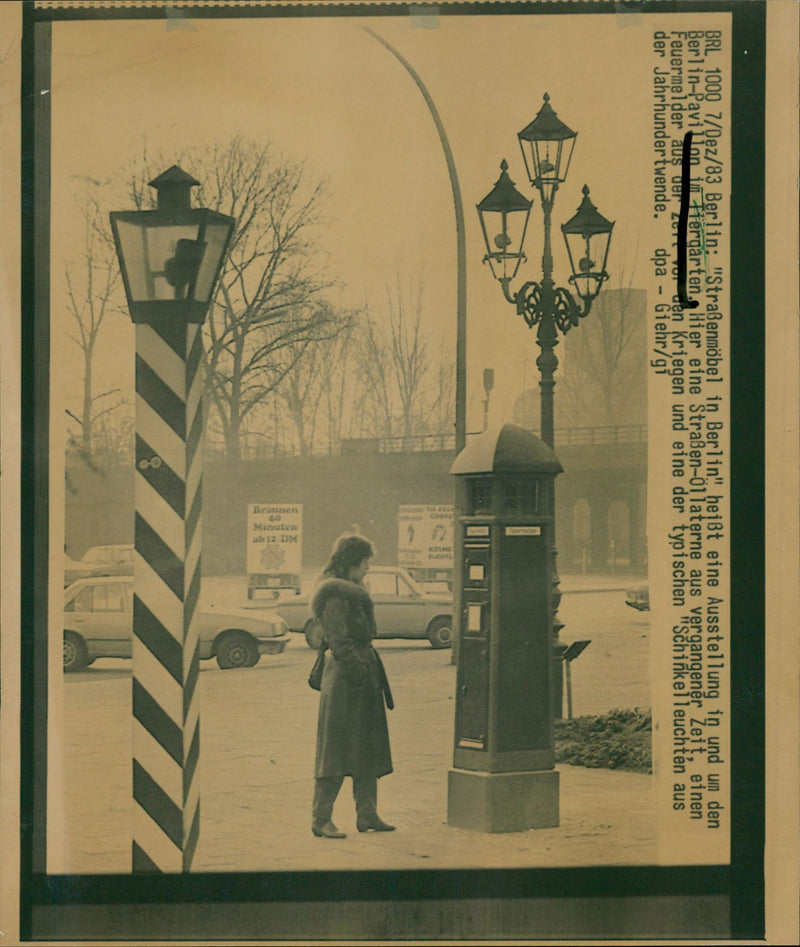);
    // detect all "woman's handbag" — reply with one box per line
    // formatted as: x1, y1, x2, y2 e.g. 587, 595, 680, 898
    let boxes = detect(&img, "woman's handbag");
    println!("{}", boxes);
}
308, 646, 326, 691
375, 651, 394, 710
